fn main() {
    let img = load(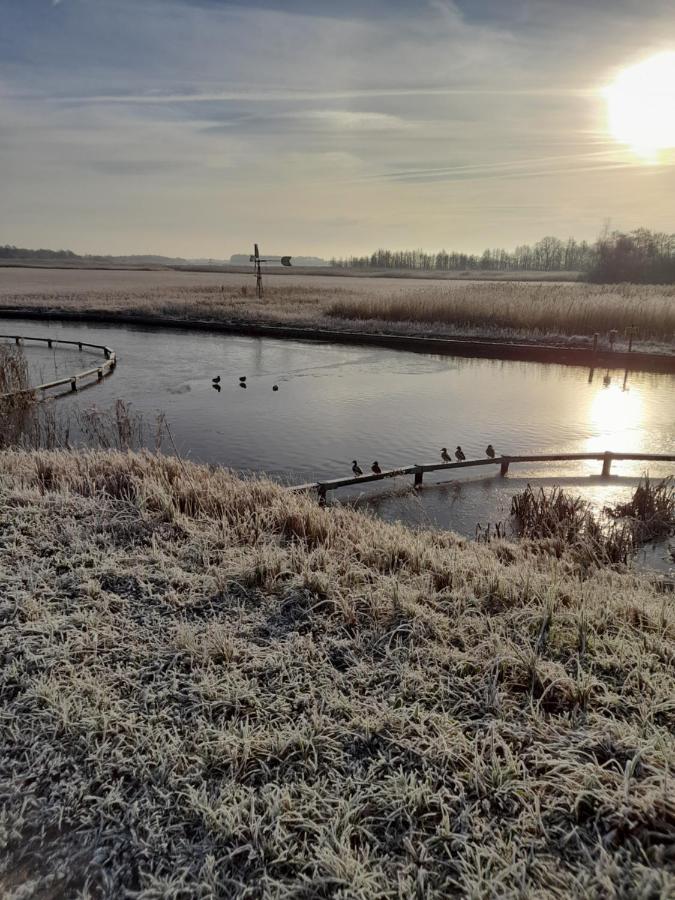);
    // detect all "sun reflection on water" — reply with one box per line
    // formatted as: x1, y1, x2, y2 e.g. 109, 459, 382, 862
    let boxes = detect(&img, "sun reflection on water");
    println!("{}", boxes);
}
585, 381, 645, 458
